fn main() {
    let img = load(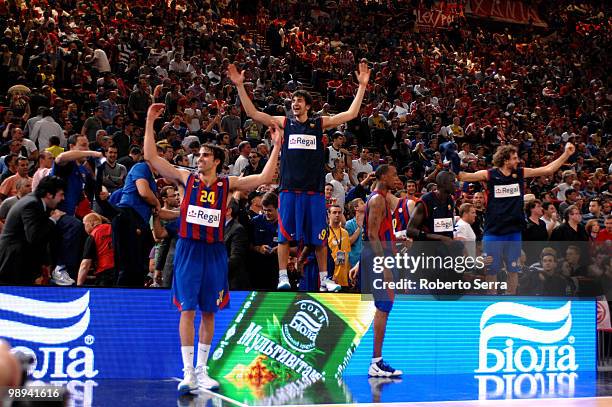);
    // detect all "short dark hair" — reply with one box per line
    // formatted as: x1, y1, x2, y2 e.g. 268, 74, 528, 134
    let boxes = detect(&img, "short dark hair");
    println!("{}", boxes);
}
375, 164, 391, 180
160, 185, 176, 199
327, 204, 342, 212
35, 175, 66, 198
49, 136, 61, 146
564, 188, 576, 199
261, 192, 278, 208
525, 199, 542, 216
292, 90, 313, 107
129, 146, 142, 155
238, 141, 250, 152
542, 201, 555, 211
201, 143, 226, 174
